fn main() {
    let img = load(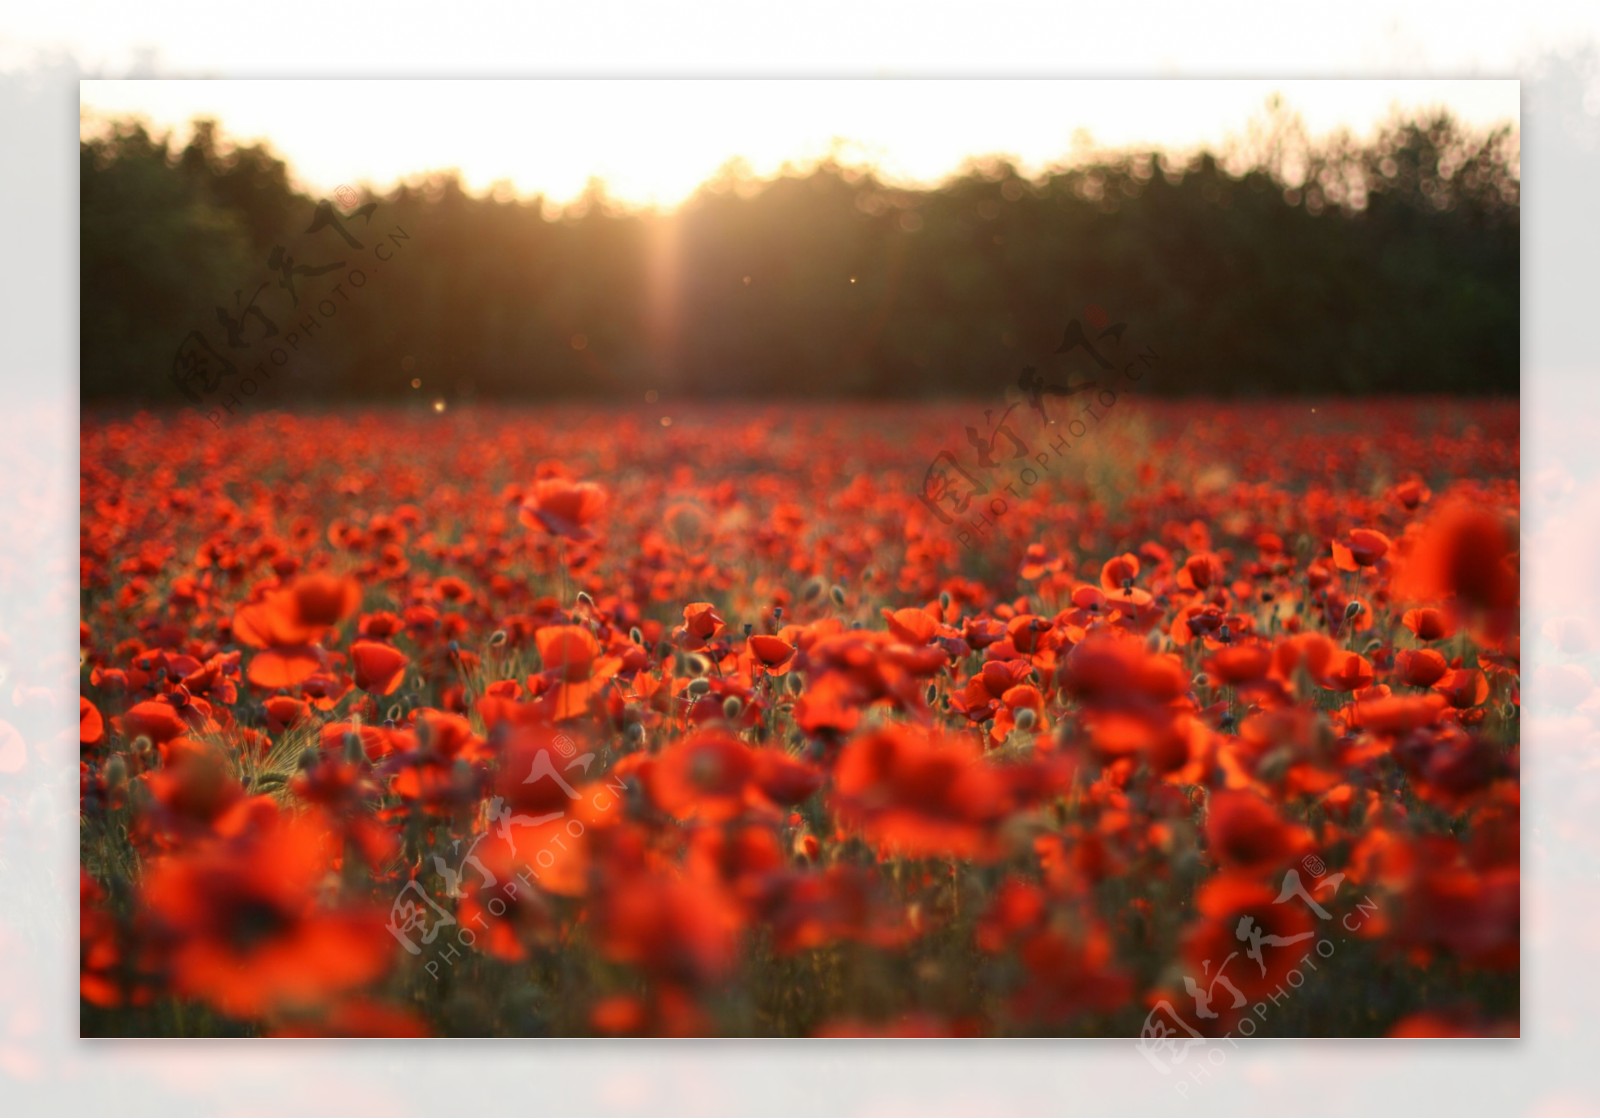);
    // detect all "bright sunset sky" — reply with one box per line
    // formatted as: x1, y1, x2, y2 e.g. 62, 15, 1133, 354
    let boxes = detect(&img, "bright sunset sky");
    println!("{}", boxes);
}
79, 79, 1519, 210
